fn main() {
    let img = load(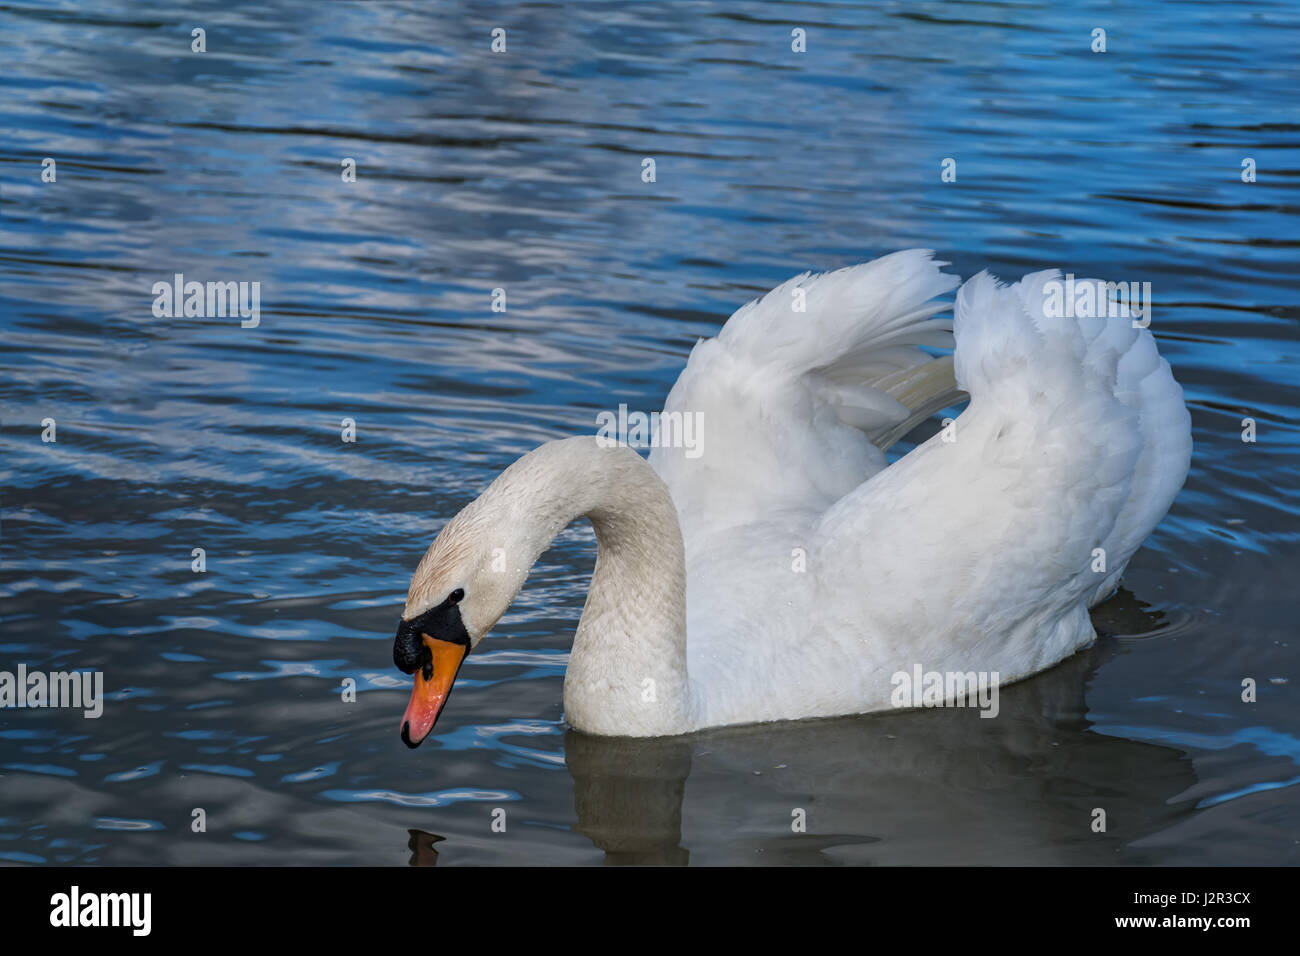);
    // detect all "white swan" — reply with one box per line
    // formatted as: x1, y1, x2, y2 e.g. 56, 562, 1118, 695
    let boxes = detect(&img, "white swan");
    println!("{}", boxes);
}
393, 250, 1191, 743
